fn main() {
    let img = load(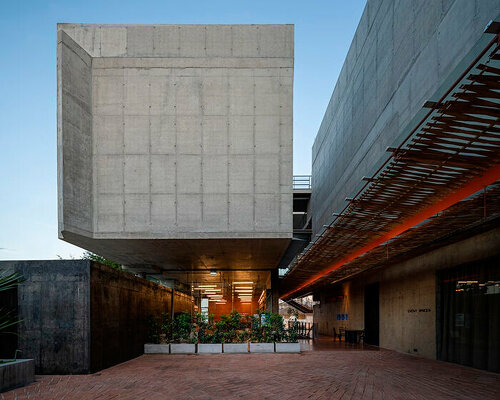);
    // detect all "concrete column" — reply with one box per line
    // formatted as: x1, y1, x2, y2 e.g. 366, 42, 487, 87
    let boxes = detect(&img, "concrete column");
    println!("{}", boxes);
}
170, 288, 175, 320
270, 269, 279, 313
